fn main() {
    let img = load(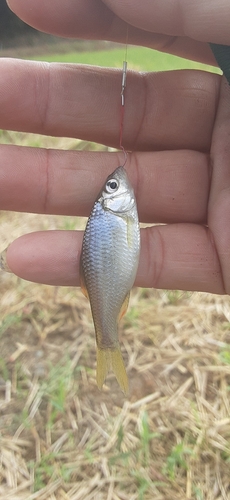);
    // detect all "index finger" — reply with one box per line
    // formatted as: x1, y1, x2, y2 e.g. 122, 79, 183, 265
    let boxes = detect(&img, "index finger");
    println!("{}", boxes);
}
8, 0, 216, 64
0, 59, 219, 152
103, 0, 230, 45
